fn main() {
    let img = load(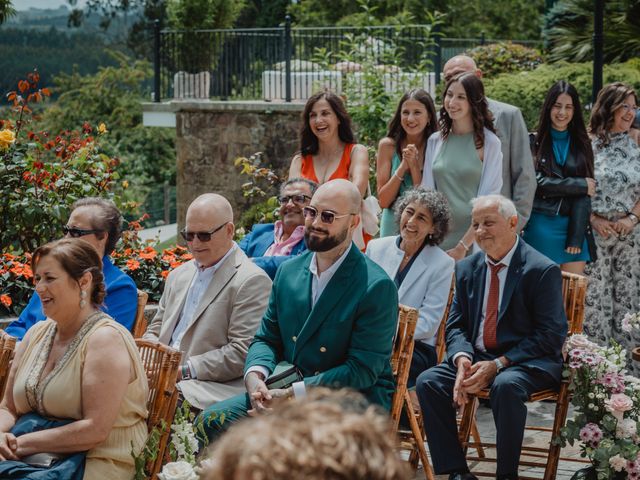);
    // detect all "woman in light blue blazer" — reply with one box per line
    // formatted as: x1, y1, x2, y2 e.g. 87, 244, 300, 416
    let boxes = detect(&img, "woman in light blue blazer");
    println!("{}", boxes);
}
366, 187, 454, 387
